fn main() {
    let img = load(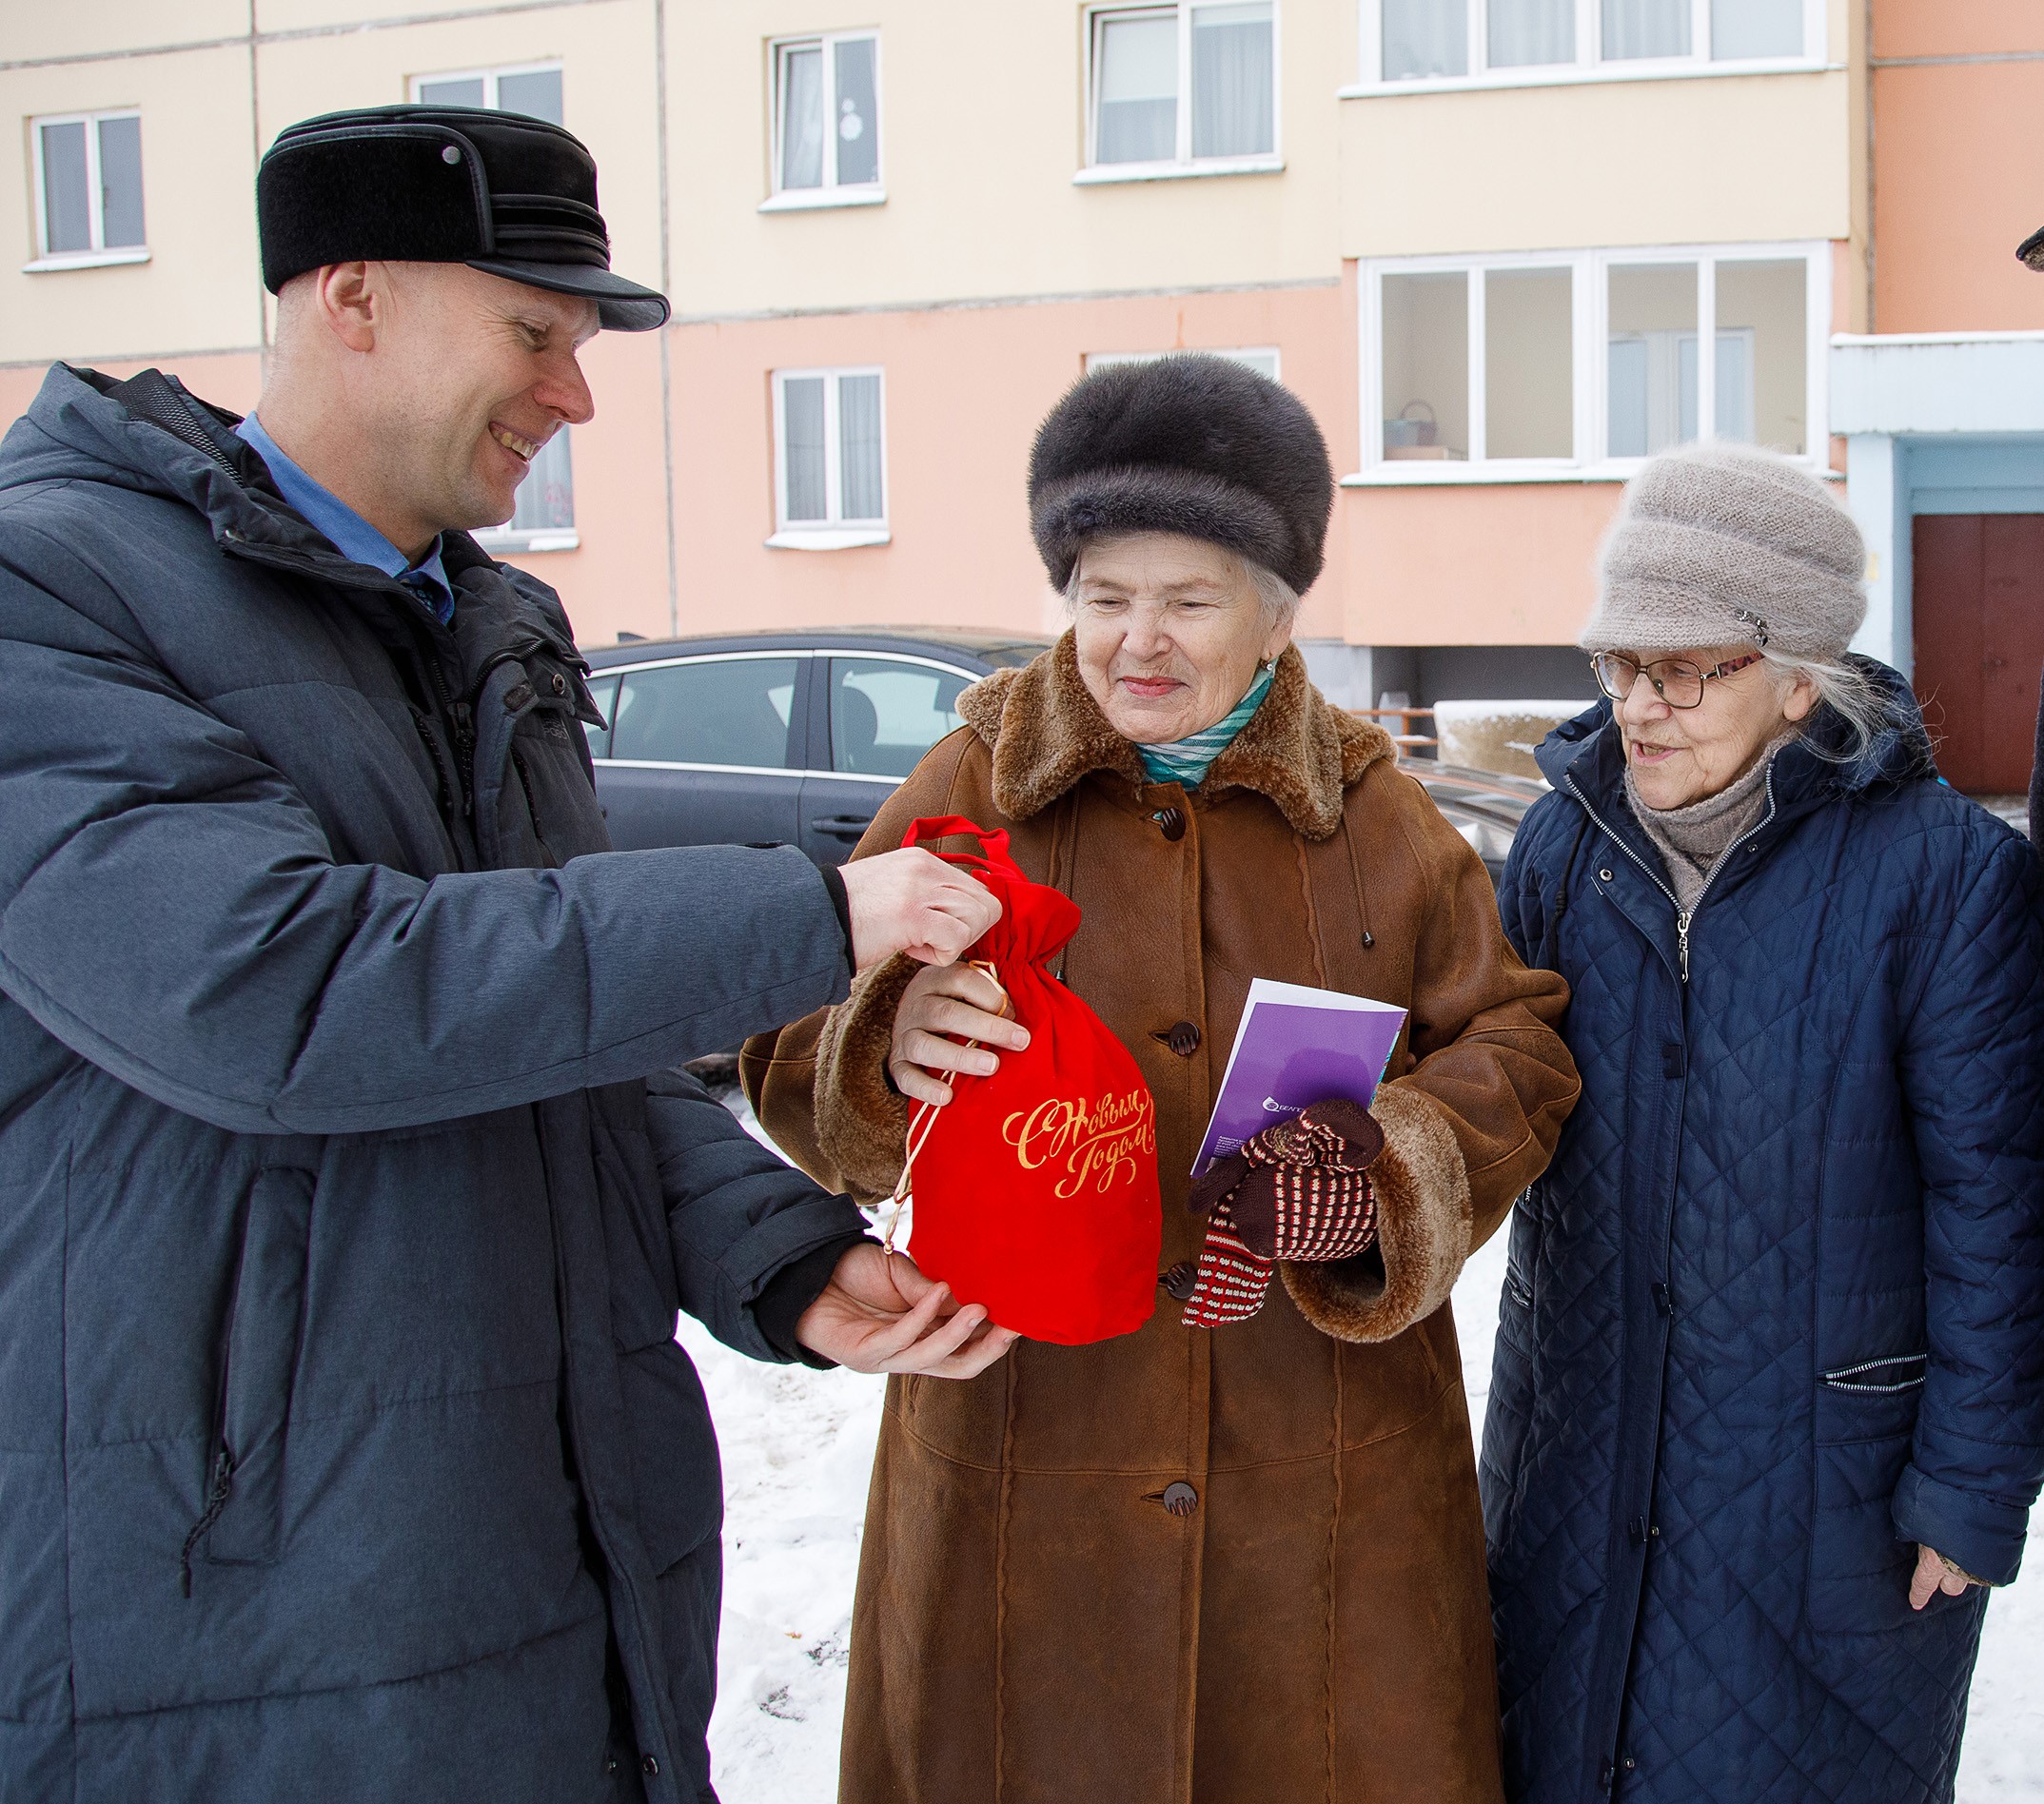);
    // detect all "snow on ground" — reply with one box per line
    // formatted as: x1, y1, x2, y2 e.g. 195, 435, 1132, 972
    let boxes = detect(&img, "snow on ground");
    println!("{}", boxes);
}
697, 1090, 2044, 1801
